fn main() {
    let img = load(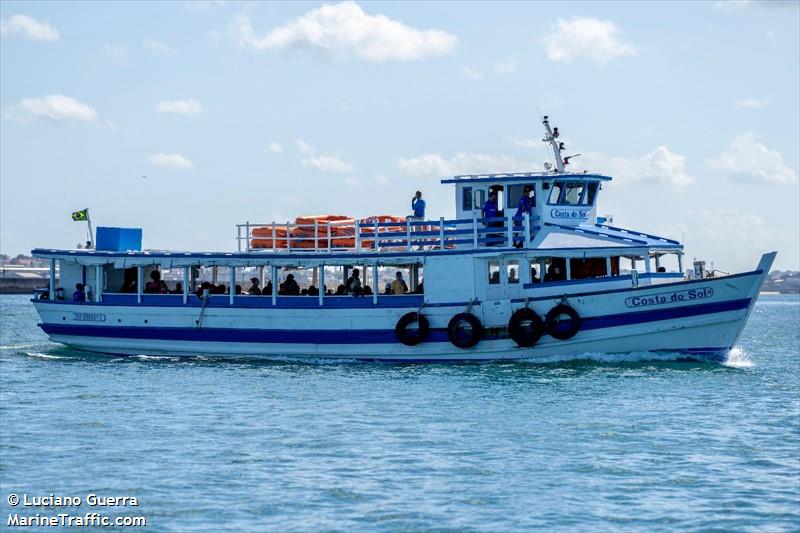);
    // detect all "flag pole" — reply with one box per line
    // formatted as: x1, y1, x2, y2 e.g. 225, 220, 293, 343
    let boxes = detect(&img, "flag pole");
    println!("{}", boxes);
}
86, 209, 94, 249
